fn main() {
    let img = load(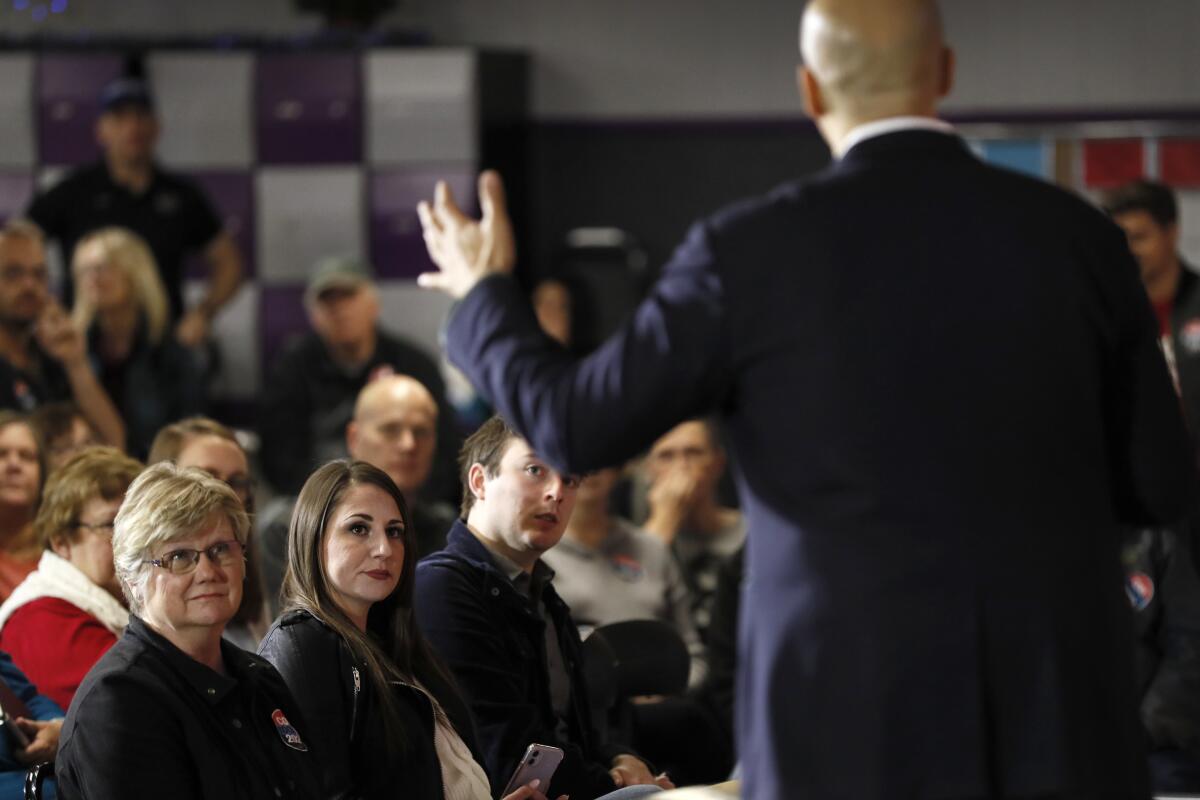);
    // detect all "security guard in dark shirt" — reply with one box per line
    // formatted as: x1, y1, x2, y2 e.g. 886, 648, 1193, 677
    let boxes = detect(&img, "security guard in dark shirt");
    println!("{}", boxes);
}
25, 76, 243, 348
